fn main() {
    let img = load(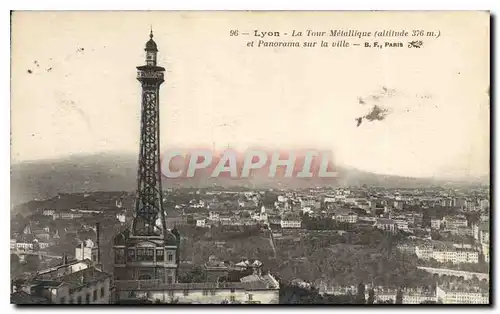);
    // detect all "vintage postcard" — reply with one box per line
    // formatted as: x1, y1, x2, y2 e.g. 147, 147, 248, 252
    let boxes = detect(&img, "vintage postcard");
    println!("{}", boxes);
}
10, 11, 490, 305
